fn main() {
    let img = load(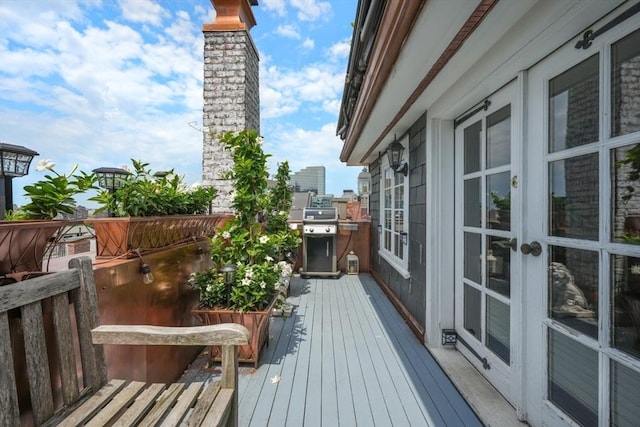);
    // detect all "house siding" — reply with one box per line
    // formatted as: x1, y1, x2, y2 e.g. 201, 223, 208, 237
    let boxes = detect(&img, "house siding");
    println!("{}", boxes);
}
370, 114, 427, 328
